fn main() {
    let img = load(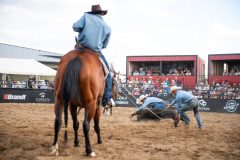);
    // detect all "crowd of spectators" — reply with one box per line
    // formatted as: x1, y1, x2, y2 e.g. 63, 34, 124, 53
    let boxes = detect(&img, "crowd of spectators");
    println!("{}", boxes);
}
124, 76, 183, 97
1, 74, 240, 99
194, 80, 240, 99
222, 64, 240, 76
132, 62, 194, 76
0, 77, 54, 90
116, 76, 240, 99
164, 63, 193, 76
